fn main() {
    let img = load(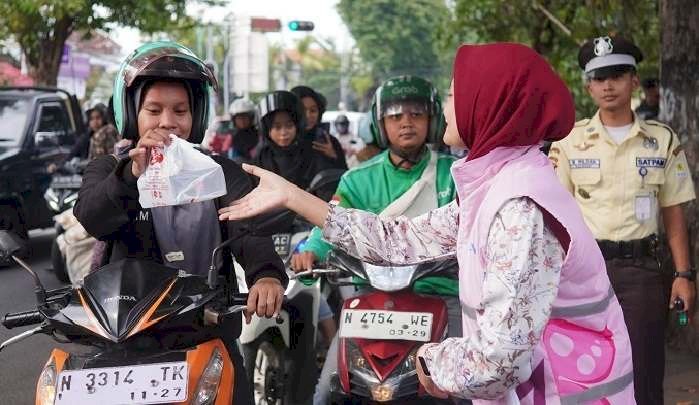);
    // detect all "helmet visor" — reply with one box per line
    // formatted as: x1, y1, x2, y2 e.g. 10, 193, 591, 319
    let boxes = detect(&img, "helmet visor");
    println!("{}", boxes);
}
121, 46, 218, 90
381, 100, 429, 118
